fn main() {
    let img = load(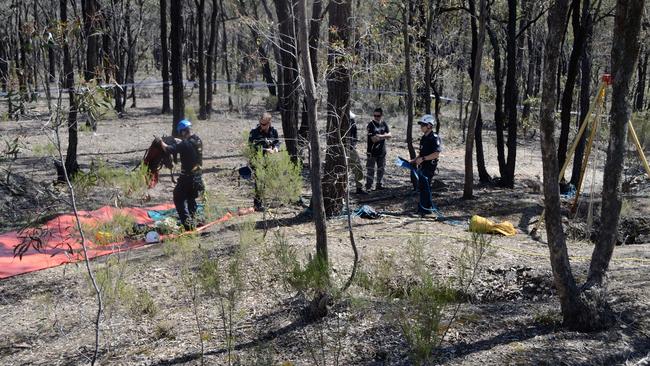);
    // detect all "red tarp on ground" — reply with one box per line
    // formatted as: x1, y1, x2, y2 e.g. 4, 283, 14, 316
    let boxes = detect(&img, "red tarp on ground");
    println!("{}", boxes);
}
0, 204, 253, 279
